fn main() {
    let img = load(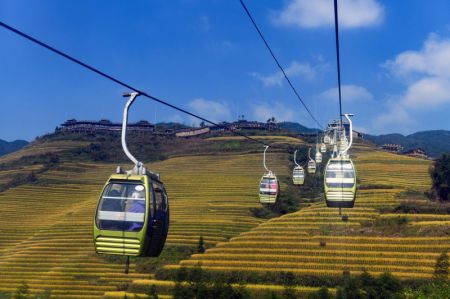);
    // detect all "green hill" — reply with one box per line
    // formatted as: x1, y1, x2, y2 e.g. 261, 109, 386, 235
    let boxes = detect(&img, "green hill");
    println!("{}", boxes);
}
363, 130, 450, 158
